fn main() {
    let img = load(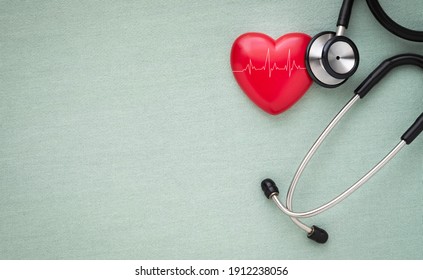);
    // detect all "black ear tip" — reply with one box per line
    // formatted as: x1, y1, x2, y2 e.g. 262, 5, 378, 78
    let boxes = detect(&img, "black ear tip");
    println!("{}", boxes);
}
307, 225, 329, 244
261, 178, 275, 186
261, 178, 279, 199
